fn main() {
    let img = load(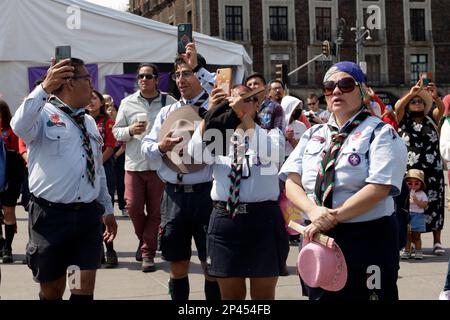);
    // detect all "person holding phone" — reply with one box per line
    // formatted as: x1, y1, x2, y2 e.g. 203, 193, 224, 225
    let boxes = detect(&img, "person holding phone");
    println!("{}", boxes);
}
141, 55, 221, 301
113, 63, 177, 273
11, 57, 117, 300
395, 79, 446, 256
